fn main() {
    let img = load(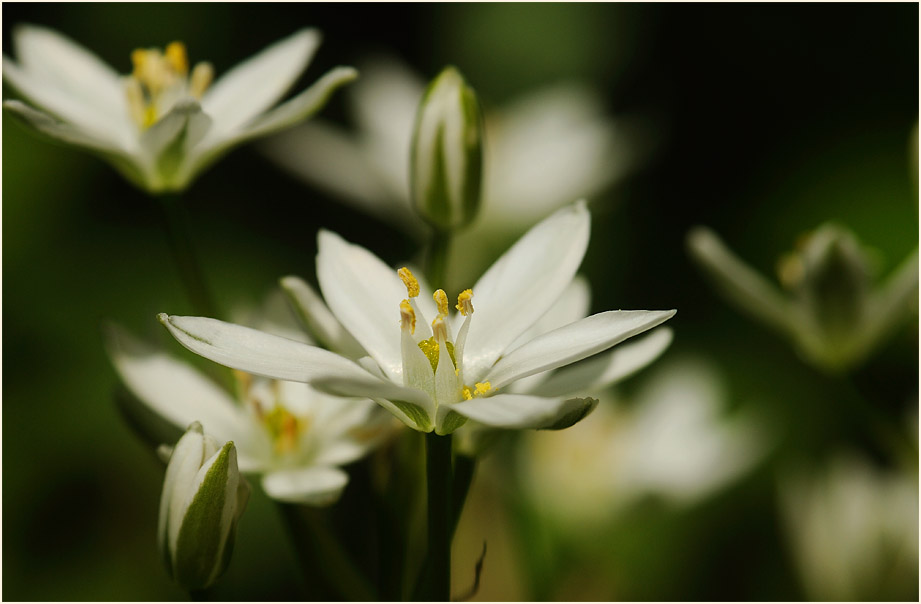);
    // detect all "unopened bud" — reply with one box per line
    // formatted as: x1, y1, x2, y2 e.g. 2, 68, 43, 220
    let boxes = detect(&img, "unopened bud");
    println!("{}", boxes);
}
410, 66, 483, 231
158, 422, 249, 590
